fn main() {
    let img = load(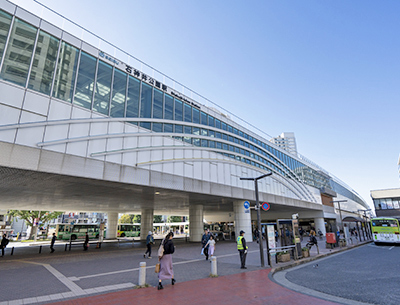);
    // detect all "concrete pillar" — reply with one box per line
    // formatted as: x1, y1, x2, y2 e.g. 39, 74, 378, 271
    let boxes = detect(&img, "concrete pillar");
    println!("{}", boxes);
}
189, 205, 204, 242
234, 200, 252, 243
314, 217, 326, 236
211, 256, 217, 276
140, 208, 154, 241
138, 262, 146, 286
107, 212, 118, 239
